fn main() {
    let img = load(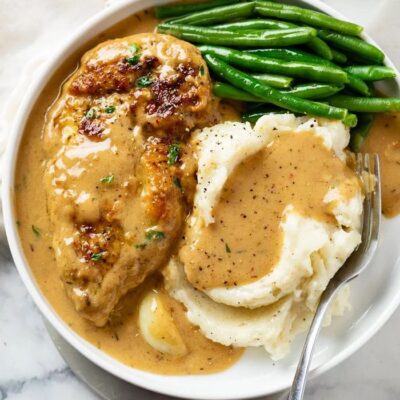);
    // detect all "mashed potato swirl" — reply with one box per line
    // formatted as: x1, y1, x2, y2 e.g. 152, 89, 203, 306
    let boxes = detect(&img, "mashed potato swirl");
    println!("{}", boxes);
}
165, 114, 363, 359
